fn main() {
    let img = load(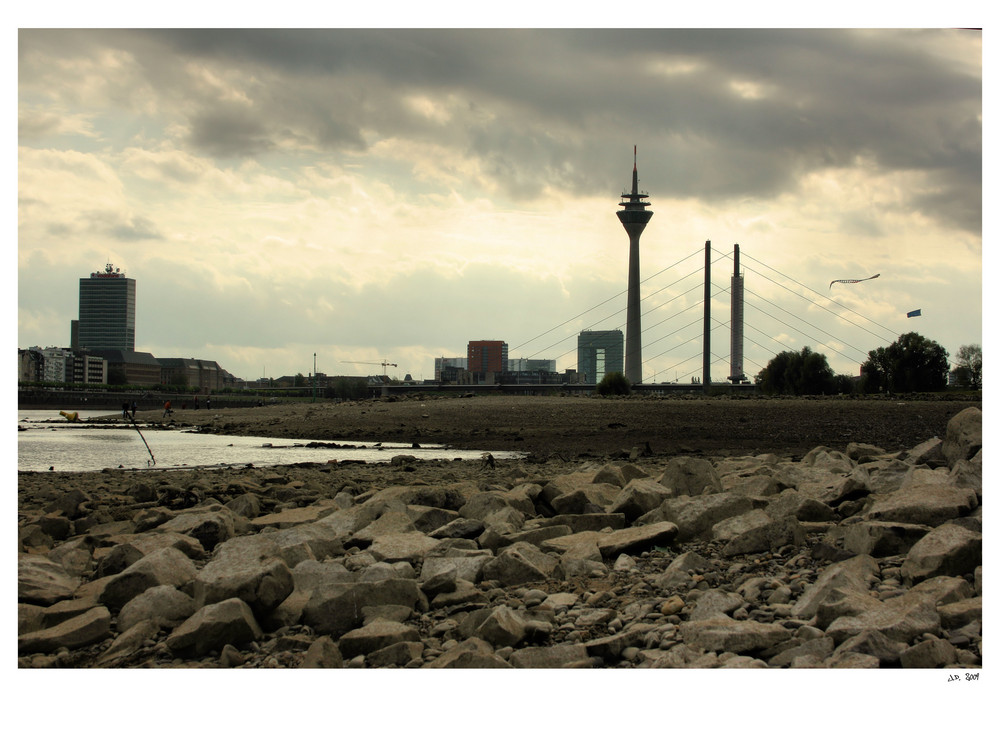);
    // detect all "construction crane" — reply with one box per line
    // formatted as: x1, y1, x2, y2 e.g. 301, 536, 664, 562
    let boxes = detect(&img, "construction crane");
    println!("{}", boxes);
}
342, 359, 398, 376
